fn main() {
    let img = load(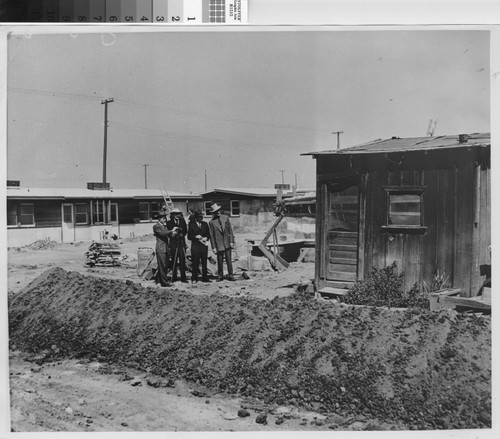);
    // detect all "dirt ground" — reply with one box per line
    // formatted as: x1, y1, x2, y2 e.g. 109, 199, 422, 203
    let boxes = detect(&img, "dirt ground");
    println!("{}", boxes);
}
6, 234, 492, 433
